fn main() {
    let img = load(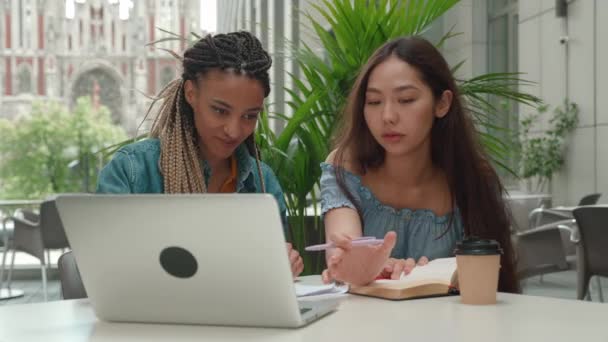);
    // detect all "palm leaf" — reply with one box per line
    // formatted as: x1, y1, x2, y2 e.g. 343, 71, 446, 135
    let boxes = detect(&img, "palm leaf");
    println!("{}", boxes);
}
156, 27, 183, 38
145, 37, 185, 47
